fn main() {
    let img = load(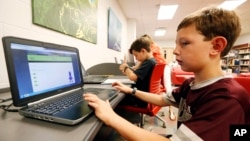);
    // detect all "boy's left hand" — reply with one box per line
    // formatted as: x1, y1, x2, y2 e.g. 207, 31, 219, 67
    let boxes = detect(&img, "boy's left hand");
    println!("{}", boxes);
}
112, 81, 132, 94
119, 55, 129, 73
